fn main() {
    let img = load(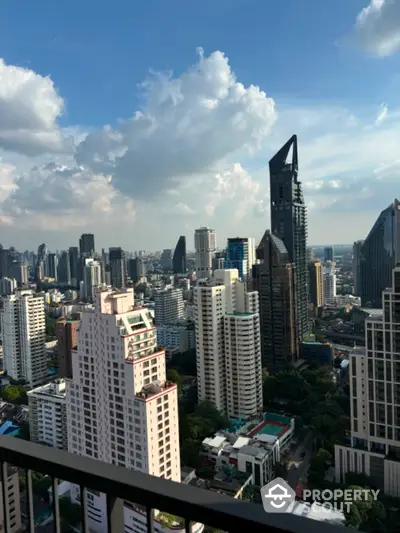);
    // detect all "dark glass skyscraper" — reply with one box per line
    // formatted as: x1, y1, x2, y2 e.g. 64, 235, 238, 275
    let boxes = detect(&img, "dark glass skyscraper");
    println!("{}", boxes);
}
57, 251, 71, 285
360, 199, 400, 308
172, 236, 187, 274
79, 233, 95, 256
252, 230, 296, 371
109, 247, 126, 289
269, 135, 308, 343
